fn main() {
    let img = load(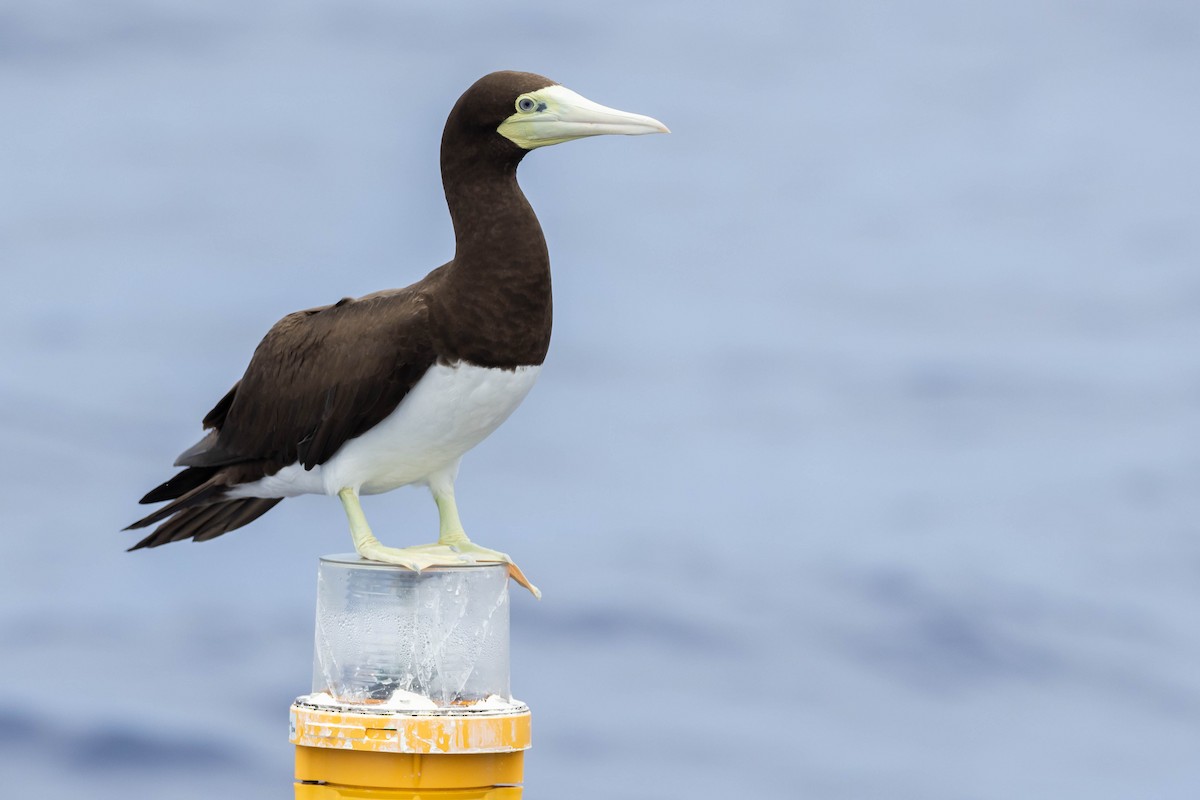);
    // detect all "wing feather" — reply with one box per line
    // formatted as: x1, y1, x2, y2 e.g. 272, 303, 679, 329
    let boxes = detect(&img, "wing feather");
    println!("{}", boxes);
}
176, 288, 438, 472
